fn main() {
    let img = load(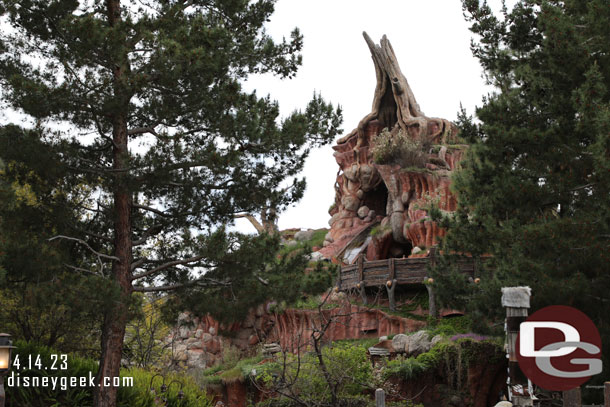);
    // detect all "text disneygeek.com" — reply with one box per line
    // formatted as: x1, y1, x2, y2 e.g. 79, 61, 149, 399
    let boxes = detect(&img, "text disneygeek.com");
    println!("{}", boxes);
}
7, 372, 134, 391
